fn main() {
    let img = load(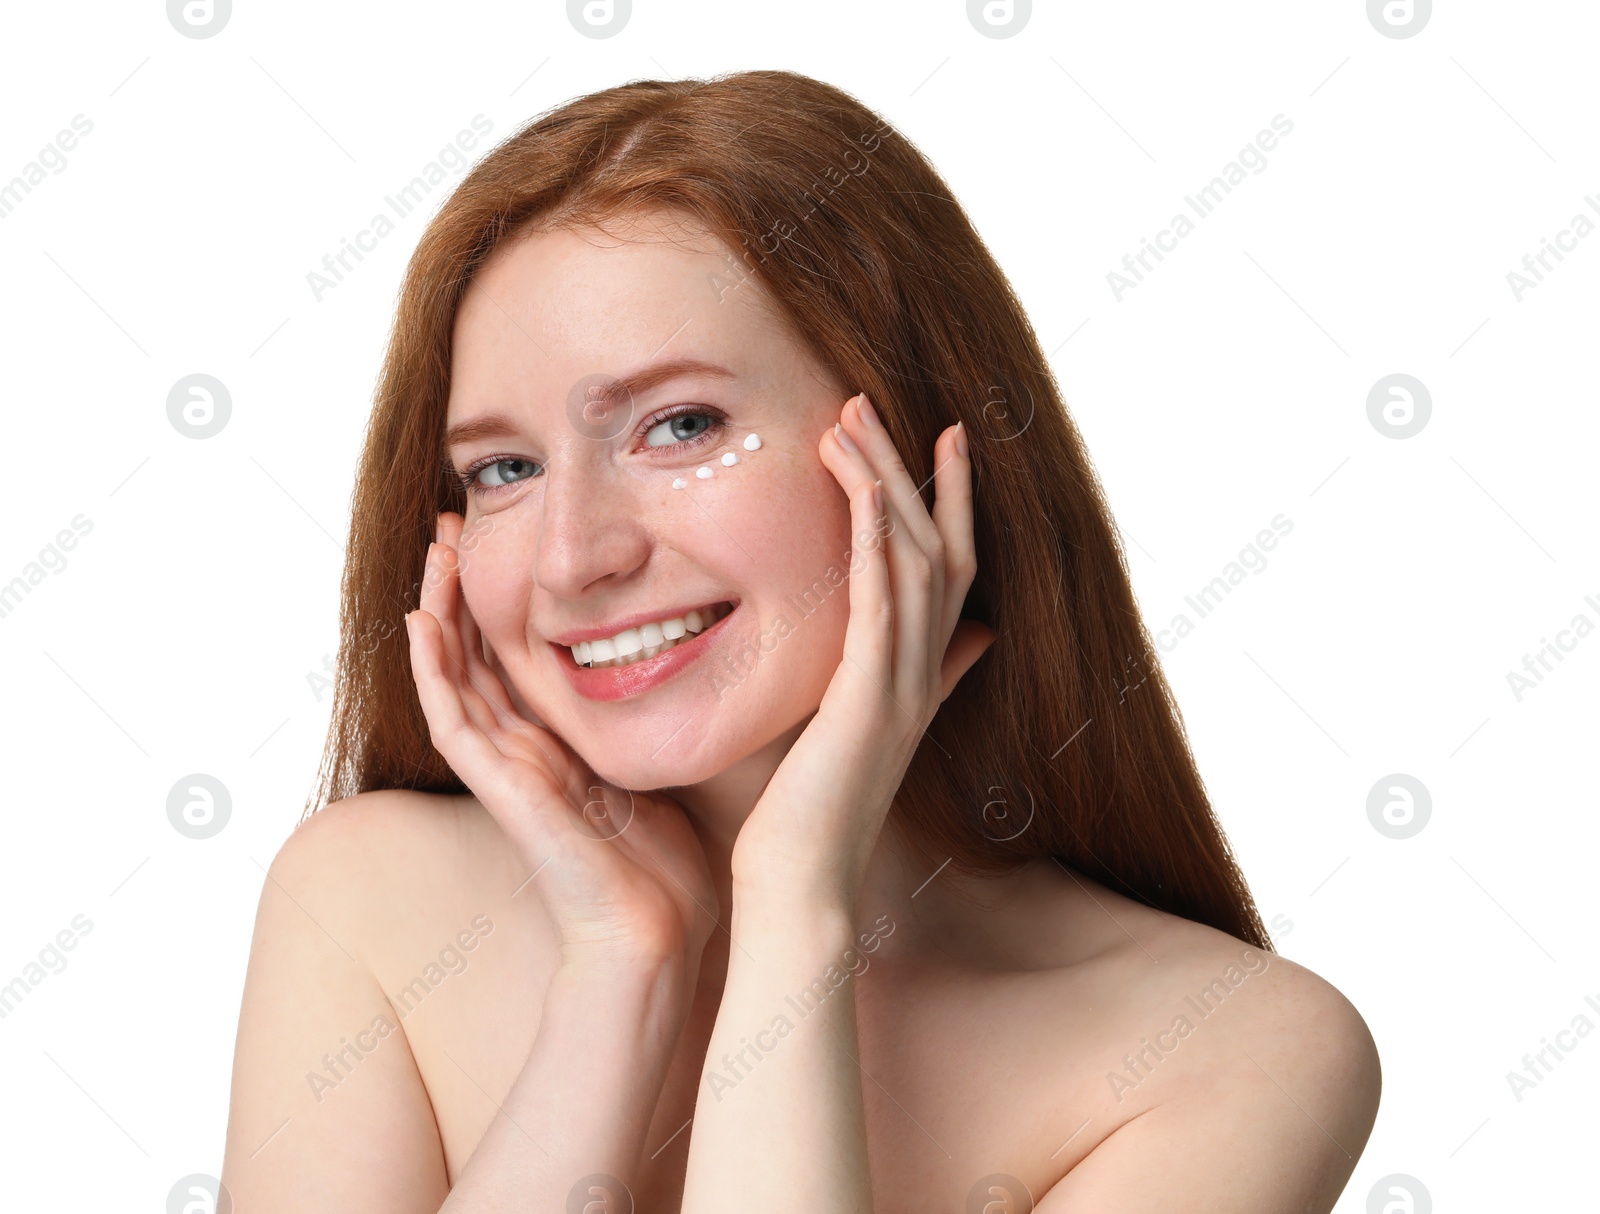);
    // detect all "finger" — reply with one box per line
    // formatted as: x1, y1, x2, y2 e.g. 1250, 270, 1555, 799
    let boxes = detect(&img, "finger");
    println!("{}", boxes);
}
928, 421, 978, 644
437, 513, 520, 723
938, 619, 997, 703
406, 608, 539, 812
824, 402, 934, 705
842, 393, 944, 558
819, 423, 898, 689
839, 396, 946, 700
417, 542, 503, 738
419, 540, 469, 680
